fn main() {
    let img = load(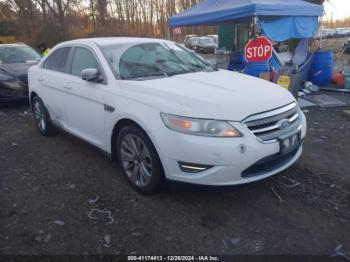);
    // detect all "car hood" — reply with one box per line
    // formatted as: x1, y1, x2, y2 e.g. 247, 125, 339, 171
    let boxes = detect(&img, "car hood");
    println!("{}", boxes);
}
0, 62, 38, 76
119, 70, 296, 121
